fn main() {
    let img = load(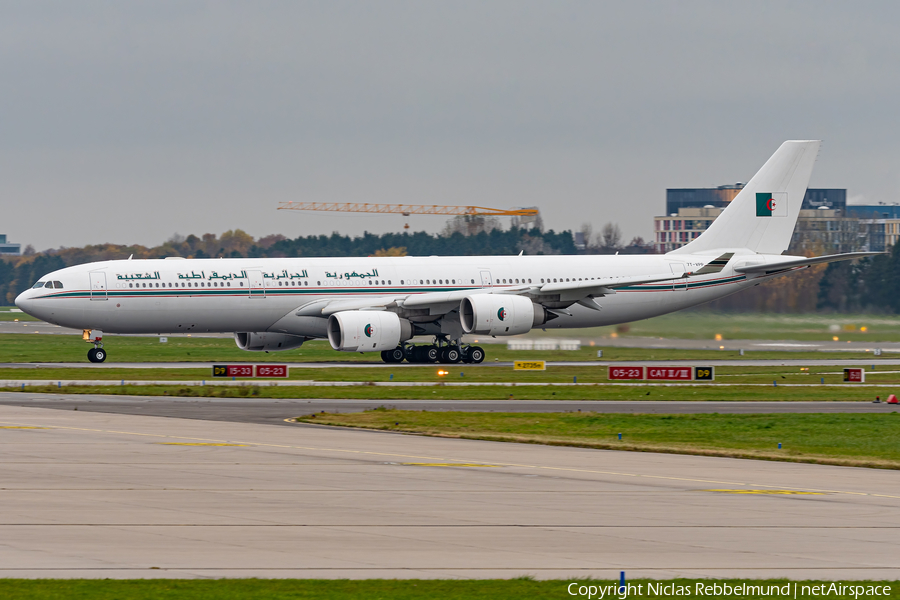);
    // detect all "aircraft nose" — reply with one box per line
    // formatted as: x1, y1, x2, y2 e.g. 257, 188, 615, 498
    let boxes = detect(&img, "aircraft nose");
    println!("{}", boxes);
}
14, 290, 34, 315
